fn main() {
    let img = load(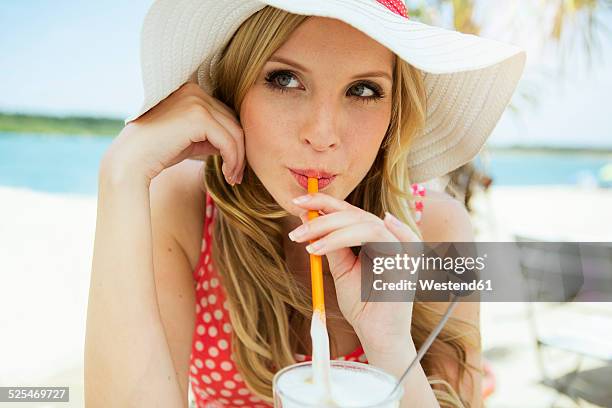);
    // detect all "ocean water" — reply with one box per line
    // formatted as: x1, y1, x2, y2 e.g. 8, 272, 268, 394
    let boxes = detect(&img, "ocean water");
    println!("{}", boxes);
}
1, 132, 611, 196
0, 132, 110, 196
474, 152, 611, 187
